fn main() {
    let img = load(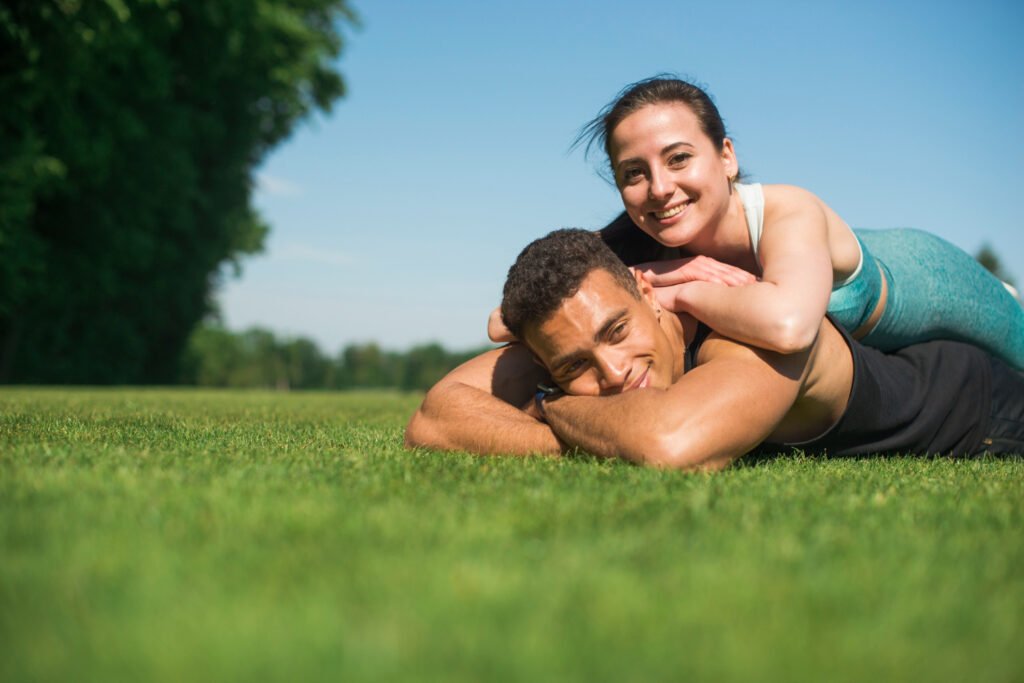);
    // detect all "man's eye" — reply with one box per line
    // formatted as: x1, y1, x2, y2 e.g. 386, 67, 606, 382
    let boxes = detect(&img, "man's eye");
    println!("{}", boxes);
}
610, 322, 628, 341
560, 359, 586, 377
